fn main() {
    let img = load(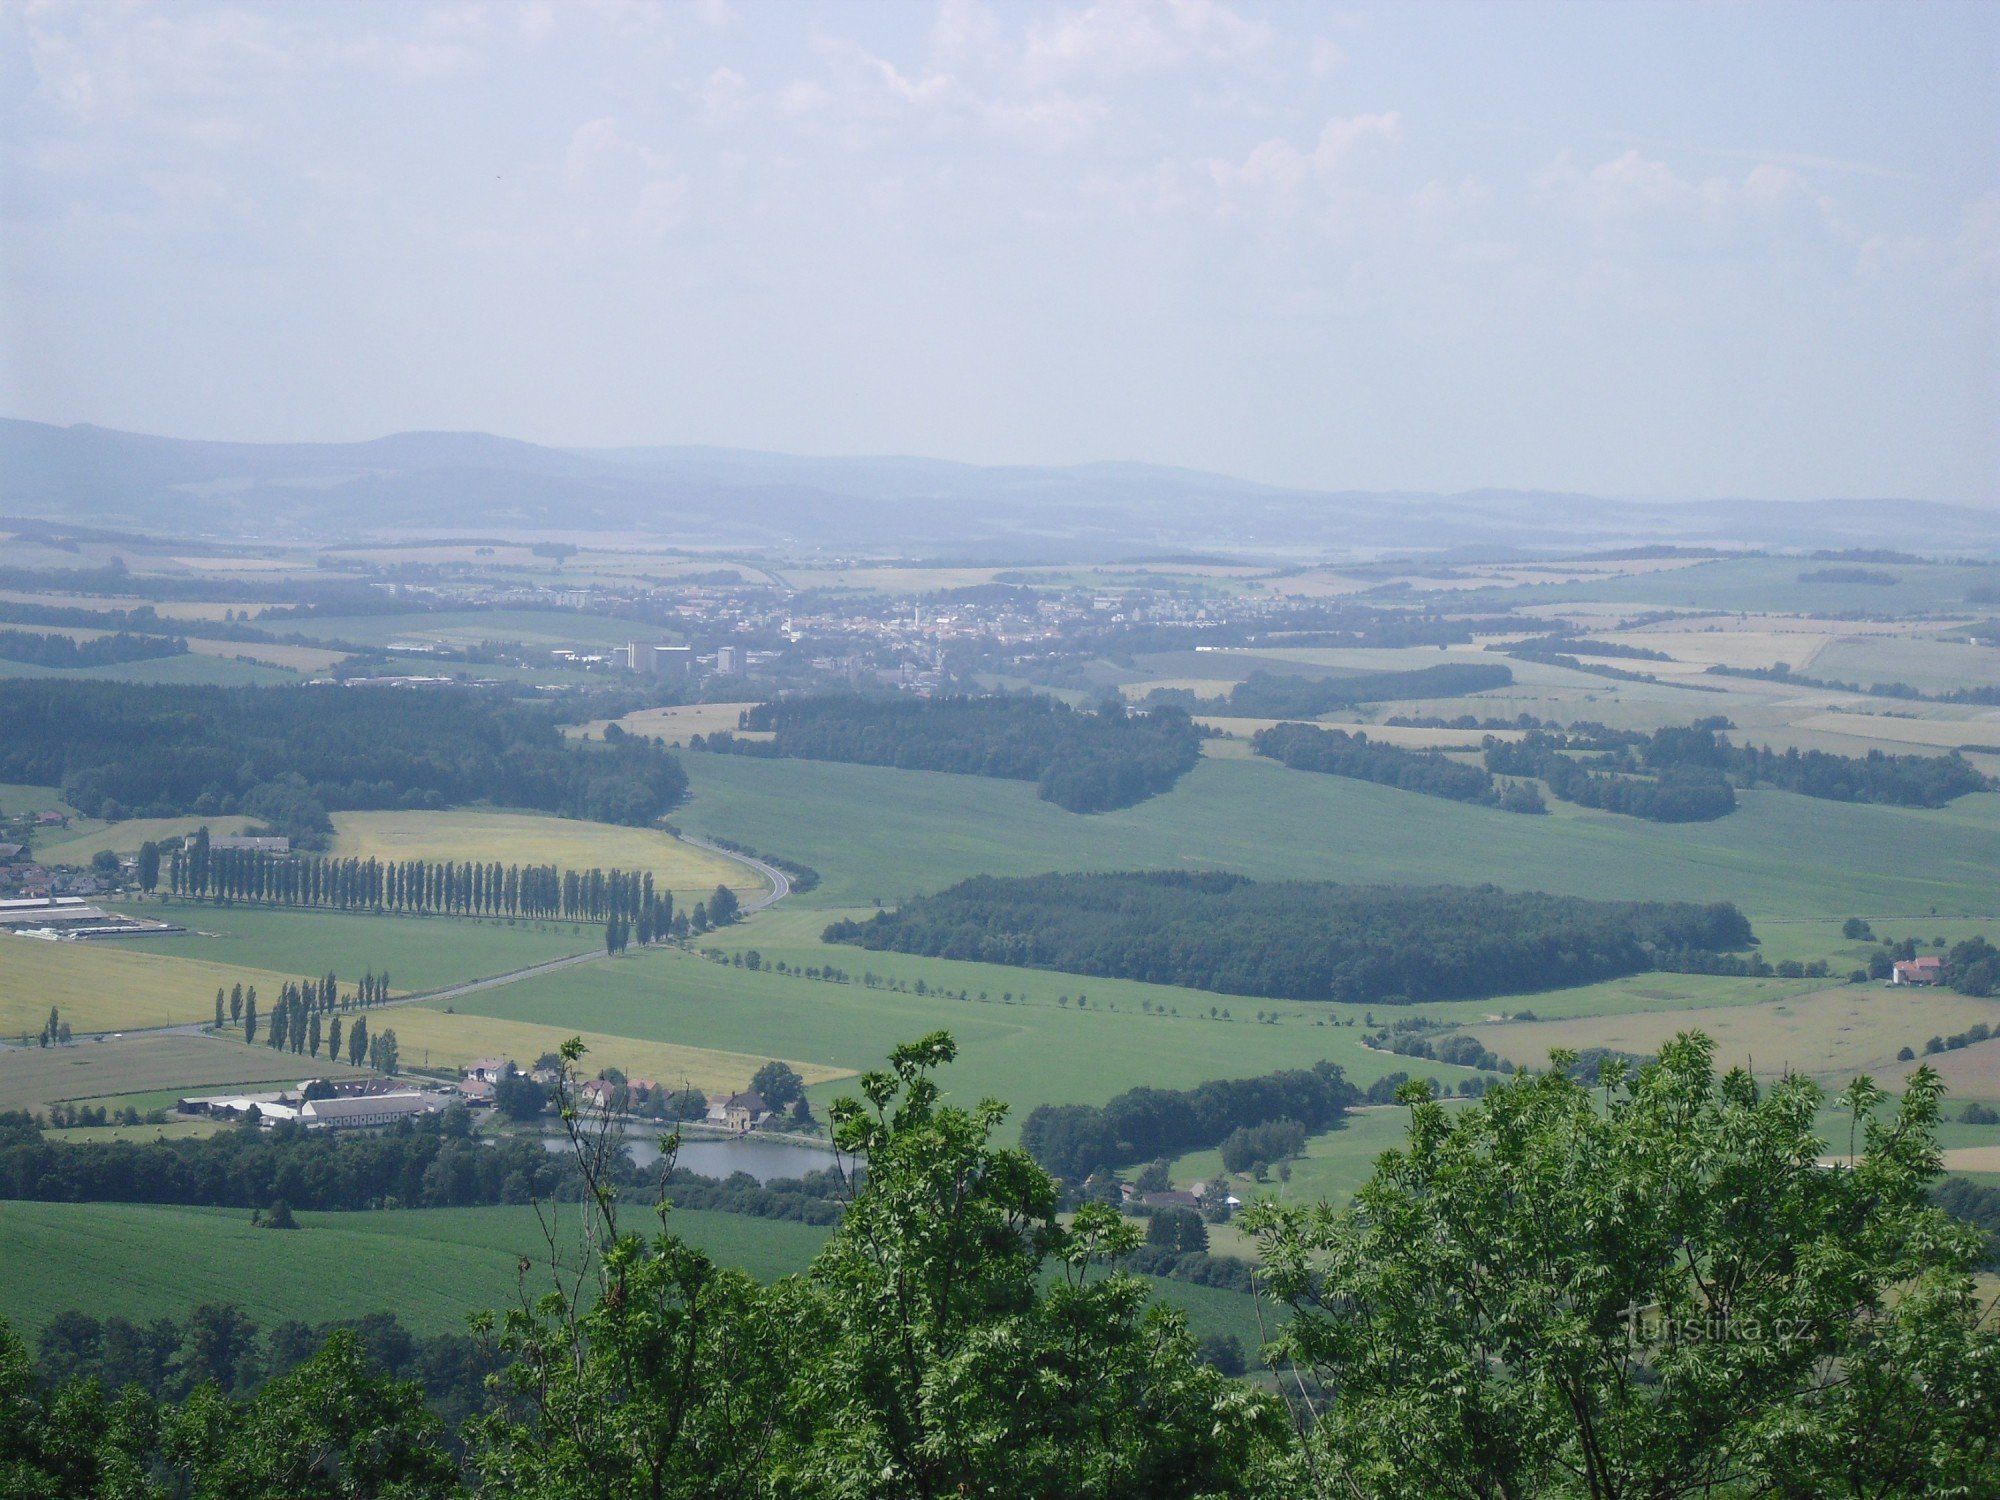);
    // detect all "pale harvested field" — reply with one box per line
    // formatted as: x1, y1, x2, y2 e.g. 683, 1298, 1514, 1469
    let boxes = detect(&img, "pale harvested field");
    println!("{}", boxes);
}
1258, 571, 1374, 598
0, 1033, 370, 1115
567, 702, 763, 742
778, 566, 1007, 593
375, 1005, 851, 1095
13, 623, 345, 674
167, 557, 306, 573
1122, 677, 1245, 700
1478, 987, 2000, 1084
328, 810, 762, 898
1791, 711, 2000, 752
0, 936, 297, 1035
322, 545, 543, 566
184, 639, 347, 672
1887, 1036, 2000, 1101
1616, 628, 1839, 672
0, 591, 255, 622
1192, 715, 1527, 749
